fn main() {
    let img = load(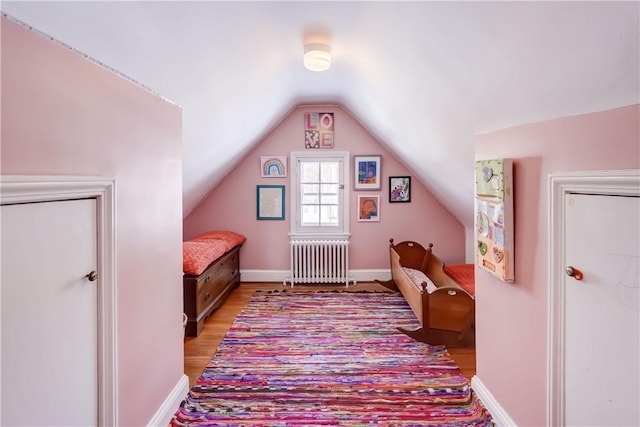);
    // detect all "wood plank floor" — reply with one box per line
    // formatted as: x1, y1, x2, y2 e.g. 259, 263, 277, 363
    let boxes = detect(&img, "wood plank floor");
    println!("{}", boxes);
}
183, 282, 476, 389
